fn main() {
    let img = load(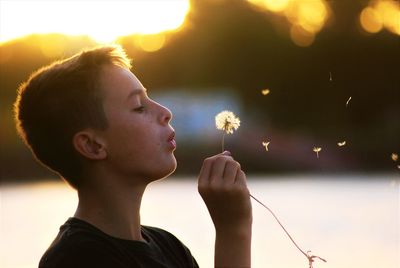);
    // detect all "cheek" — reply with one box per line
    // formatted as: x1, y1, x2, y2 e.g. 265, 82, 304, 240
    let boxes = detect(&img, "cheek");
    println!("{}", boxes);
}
109, 124, 157, 158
